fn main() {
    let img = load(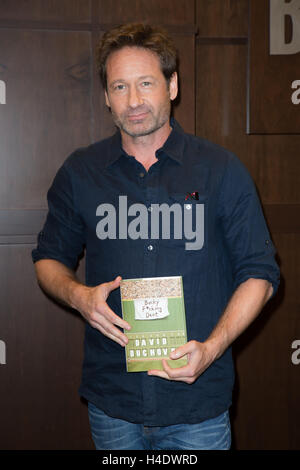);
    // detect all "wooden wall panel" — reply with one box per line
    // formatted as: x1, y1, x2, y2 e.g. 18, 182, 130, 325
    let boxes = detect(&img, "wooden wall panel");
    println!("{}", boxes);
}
245, 135, 300, 204
0, 0, 91, 22
195, 0, 300, 451
93, 0, 195, 25
0, 4, 93, 450
196, 42, 300, 204
0, 246, 91, 450
232, 233, 300, 449
248, 1, 300, 134
0, 29, 92, 209
196, 0, 248, 37
196, 43, 247, 157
